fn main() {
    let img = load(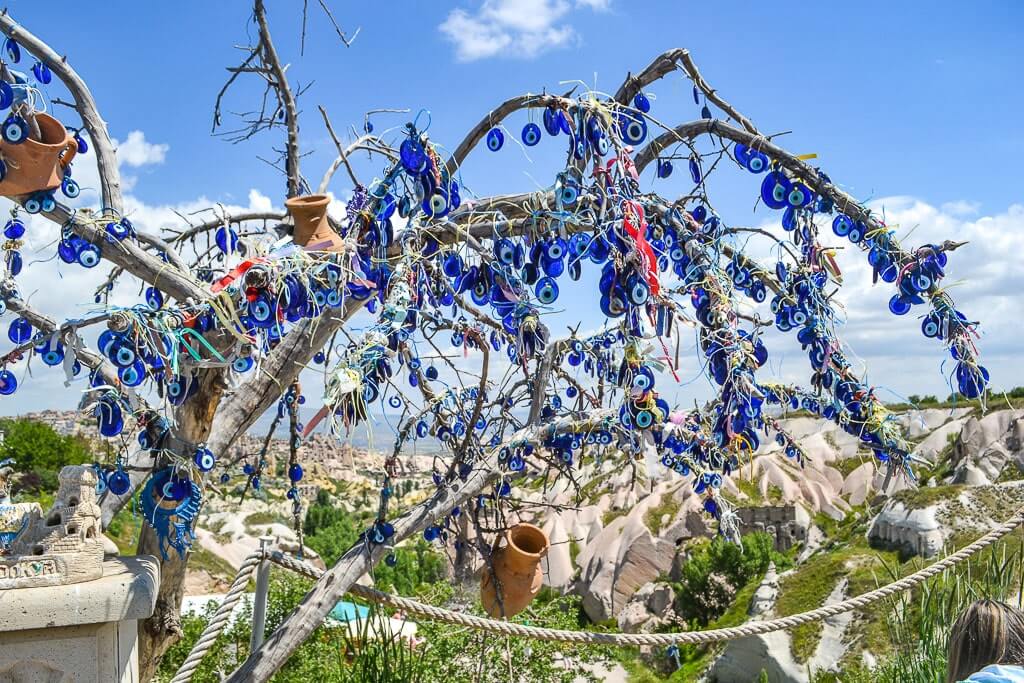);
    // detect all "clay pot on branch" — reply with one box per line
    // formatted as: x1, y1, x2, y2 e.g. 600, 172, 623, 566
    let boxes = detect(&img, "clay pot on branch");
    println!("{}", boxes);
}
284, 193, 344, 252
480, 522, 549, 618
0, 112, 76, 197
